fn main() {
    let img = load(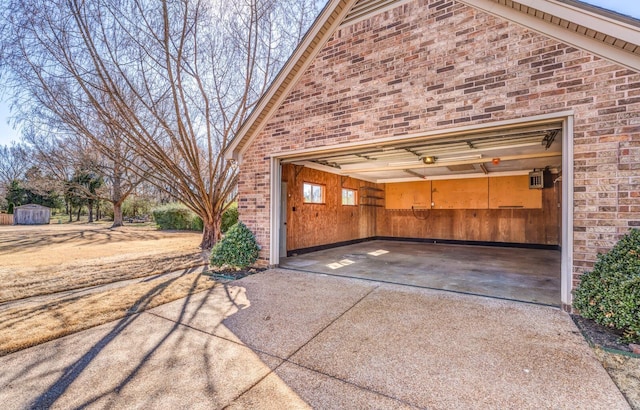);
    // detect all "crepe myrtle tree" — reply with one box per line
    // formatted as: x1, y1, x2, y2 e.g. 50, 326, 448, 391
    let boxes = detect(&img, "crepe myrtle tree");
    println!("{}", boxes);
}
1, 0, 322, 248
